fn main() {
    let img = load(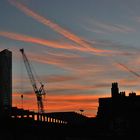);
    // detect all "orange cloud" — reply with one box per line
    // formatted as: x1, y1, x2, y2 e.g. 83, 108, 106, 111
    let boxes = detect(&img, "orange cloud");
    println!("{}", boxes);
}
118, 79, 139, 87
13, 74, 108, 95
47, 83, 108, 94
0, 31, 77, 50
8, 0, 111, 53
25, 51, 108, 74
13, 74, 79, 87
0, 31, 113, 55
44, 75, 79, 83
